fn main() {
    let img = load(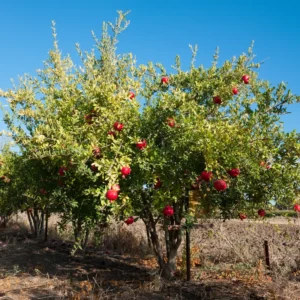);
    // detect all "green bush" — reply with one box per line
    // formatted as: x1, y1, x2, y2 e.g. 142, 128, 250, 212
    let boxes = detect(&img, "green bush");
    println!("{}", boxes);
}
265, 210, 298, 218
